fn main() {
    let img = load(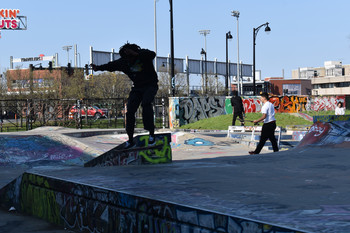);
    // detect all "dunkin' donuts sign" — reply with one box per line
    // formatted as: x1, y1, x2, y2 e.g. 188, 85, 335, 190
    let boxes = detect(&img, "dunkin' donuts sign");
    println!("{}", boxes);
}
0, 9, 21, 29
